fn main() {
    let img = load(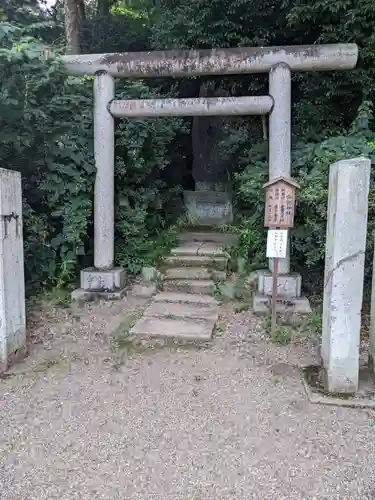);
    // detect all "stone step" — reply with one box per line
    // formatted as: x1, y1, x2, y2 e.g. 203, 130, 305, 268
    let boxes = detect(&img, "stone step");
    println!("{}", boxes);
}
153, 292, 218, 306
163, 279, 215, 295
165, 267, 211, 280
164, 267, 226, 281
164, 255, 228, 270
178, 231, 238, 246
130, 316, 214, 341
144, 301, 219, 321
171, 242, 228, 258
